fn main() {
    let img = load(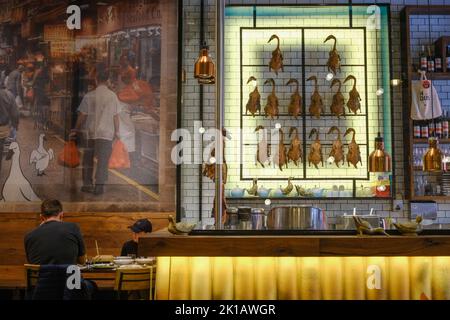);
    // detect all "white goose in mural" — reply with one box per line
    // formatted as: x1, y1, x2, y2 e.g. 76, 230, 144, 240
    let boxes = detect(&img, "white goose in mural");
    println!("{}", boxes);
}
30, 133, 54, 176
1, 142, 40, 202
